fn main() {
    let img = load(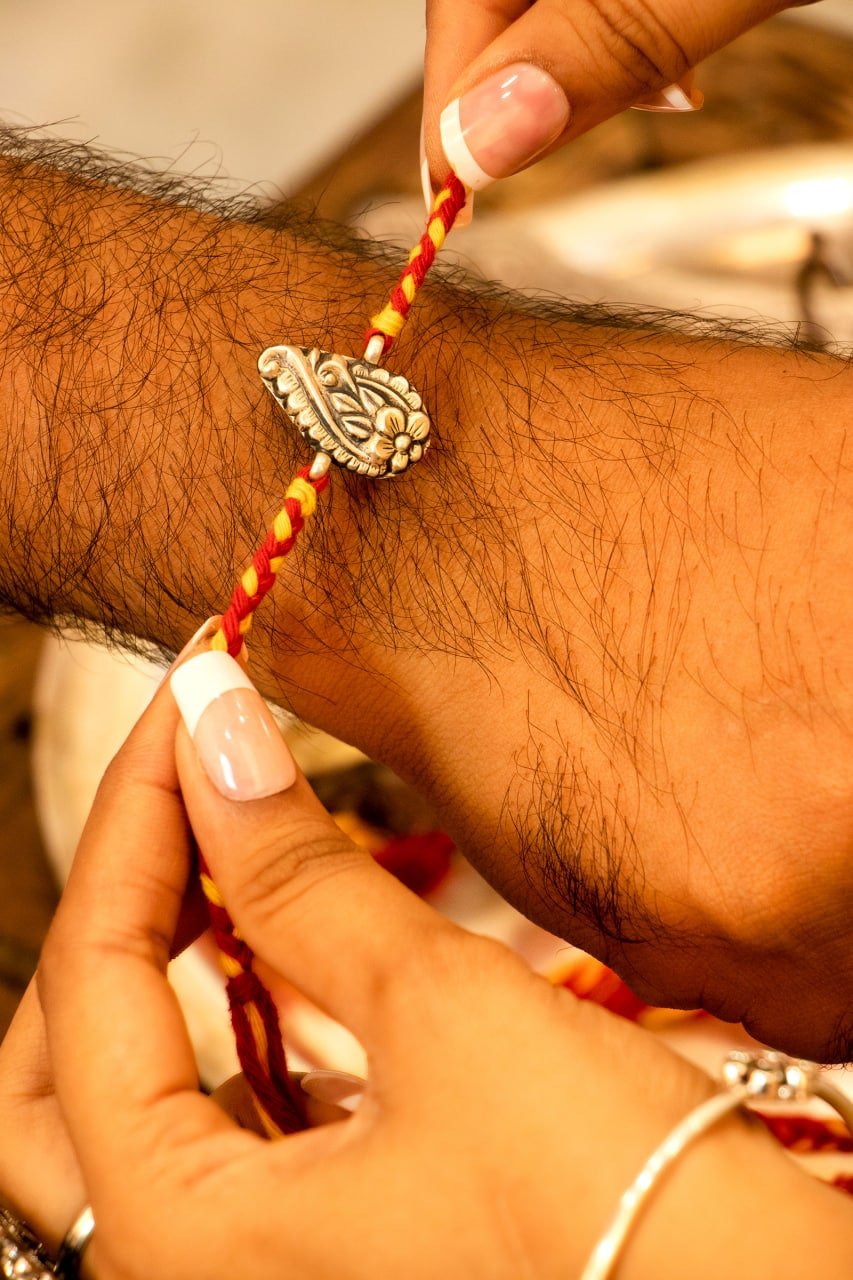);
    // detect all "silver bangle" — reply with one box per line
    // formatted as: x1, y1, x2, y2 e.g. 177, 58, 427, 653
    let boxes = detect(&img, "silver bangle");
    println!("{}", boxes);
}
581, 1050, 853, 1280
